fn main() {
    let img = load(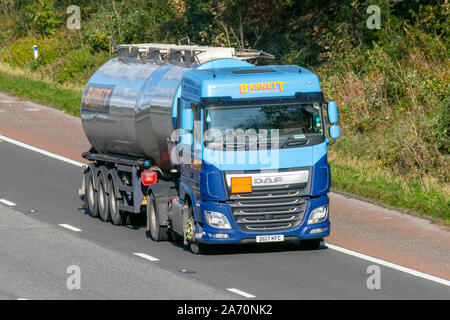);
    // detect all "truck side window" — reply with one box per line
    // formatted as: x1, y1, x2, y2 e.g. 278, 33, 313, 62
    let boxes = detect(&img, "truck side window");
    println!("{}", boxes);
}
191, 104, 202, 144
